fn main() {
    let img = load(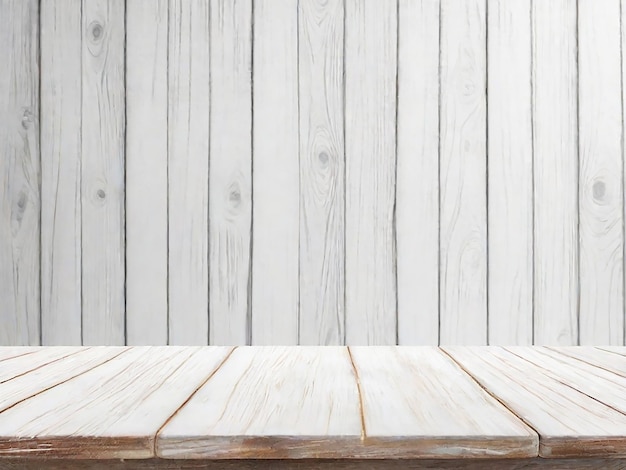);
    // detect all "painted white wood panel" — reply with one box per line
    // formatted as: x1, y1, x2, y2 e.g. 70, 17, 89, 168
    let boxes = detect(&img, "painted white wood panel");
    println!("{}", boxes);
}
487, 0, 533, 345
532, 0, 579, 345
396, 0, 440, 346
167, 0, 210, 345
578, 0, 623, 345
40, 0, 82, 346
345, 0, 397, 345
298, 0, 345, 345
0, 0, 40, 346
209, 0, 253, 345
126, 0, 169, 346
81, 0, 126, 345
439, 0, 487, 345
251, 0, 299, 345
